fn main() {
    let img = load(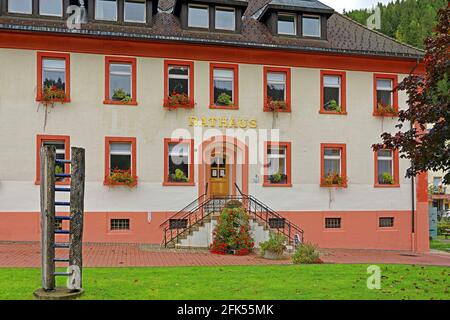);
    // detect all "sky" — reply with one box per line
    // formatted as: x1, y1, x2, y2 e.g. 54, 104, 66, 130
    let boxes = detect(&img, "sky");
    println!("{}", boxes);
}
320, 0, 394, 13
